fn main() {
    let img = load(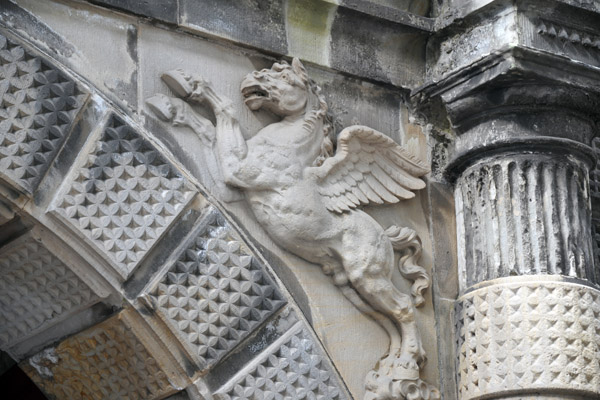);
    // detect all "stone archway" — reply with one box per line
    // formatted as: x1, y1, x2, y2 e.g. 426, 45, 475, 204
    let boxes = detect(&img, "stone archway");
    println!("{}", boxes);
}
0, 28, 350, 400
